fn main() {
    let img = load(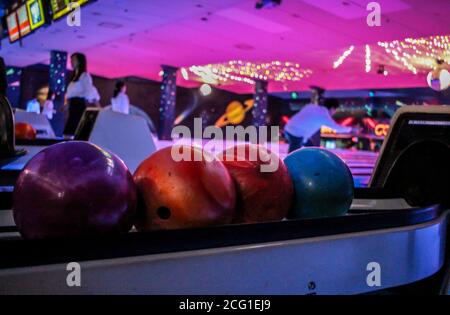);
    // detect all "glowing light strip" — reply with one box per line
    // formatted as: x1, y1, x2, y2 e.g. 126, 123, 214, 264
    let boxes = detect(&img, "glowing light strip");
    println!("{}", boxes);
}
333, 46, 354, 69
365, 45, 371, 73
